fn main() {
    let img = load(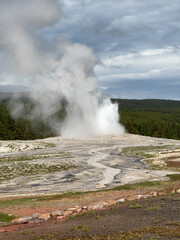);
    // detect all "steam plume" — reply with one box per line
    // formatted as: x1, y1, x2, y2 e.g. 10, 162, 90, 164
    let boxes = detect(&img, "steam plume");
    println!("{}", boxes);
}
0, 0, 124, 137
